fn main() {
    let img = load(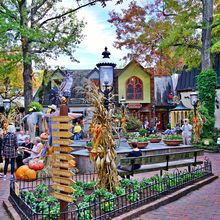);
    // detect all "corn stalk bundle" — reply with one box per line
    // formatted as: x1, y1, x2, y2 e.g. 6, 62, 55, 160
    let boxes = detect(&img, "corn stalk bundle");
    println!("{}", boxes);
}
79, 81, 119, 191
